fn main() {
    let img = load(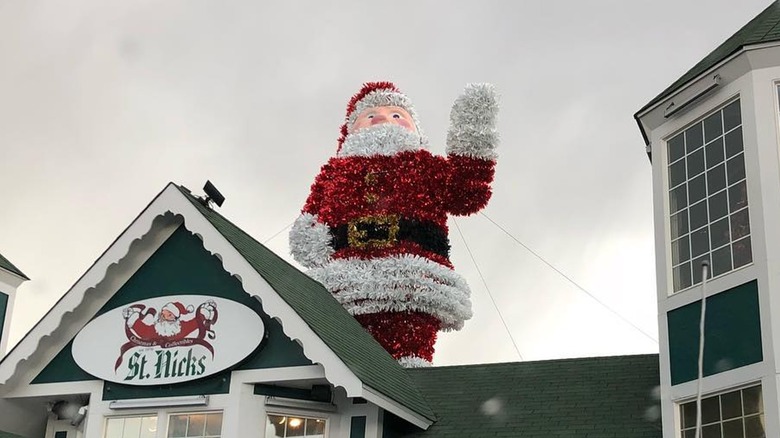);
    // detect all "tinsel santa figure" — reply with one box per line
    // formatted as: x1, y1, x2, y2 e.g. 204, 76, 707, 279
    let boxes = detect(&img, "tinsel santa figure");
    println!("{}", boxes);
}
290, 82, 498, 367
